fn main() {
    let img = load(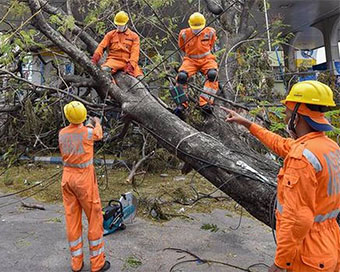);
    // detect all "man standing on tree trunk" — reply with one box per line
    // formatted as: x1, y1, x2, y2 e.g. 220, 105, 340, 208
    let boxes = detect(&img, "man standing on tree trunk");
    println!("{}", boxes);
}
91, 11, 143, 80
59, 101, 110, 272
222, 81, 340, 272
171, 12, 219, 118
